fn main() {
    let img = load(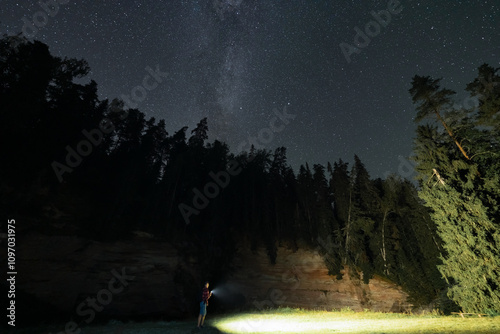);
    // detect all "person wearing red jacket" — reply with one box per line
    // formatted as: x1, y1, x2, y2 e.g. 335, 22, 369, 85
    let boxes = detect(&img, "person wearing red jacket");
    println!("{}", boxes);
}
197, 281, 212, 329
